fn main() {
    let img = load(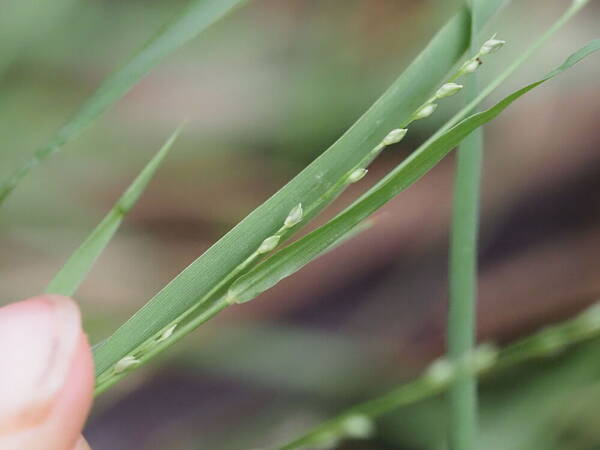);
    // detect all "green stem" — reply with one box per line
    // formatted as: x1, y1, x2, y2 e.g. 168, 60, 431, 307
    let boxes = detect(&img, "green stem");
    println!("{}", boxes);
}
444, 2, 589, 446
447, 1, 481, 449
274, 302, 600, 450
